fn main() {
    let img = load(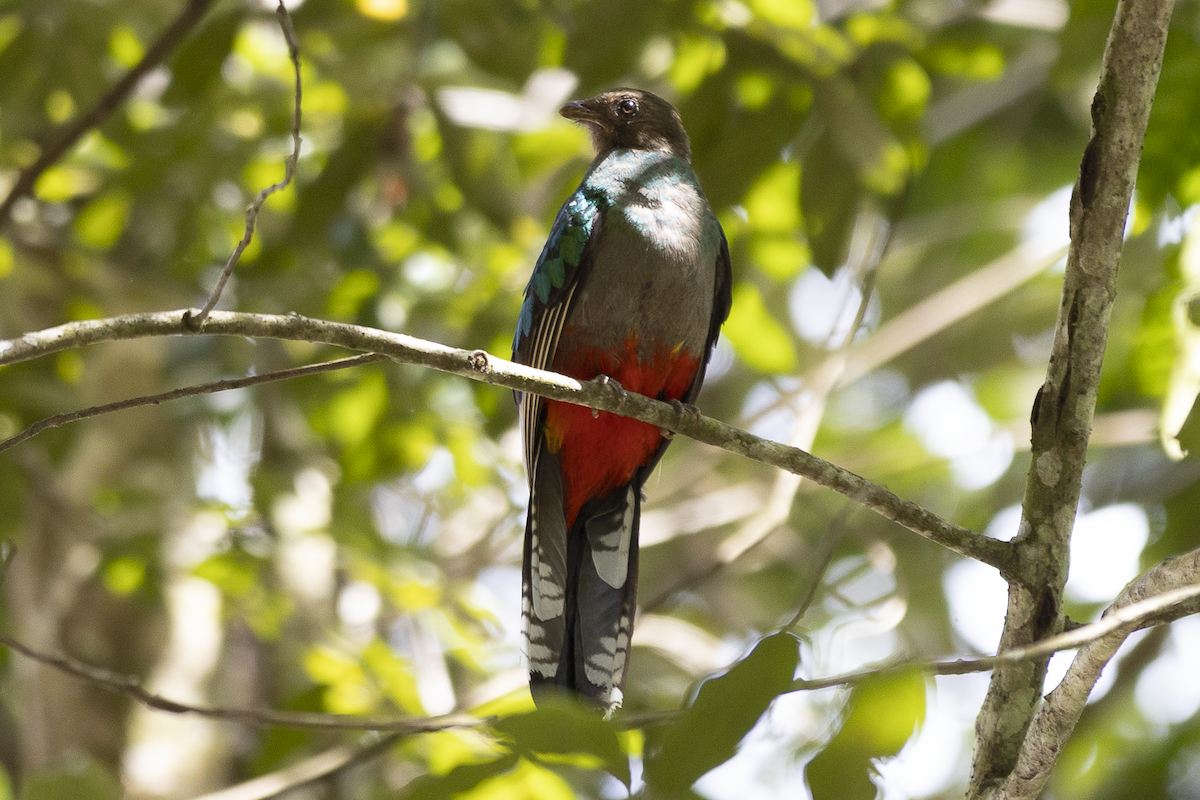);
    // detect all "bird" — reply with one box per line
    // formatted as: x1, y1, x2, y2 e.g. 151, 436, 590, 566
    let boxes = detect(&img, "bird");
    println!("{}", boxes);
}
512, 88, 732, 711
